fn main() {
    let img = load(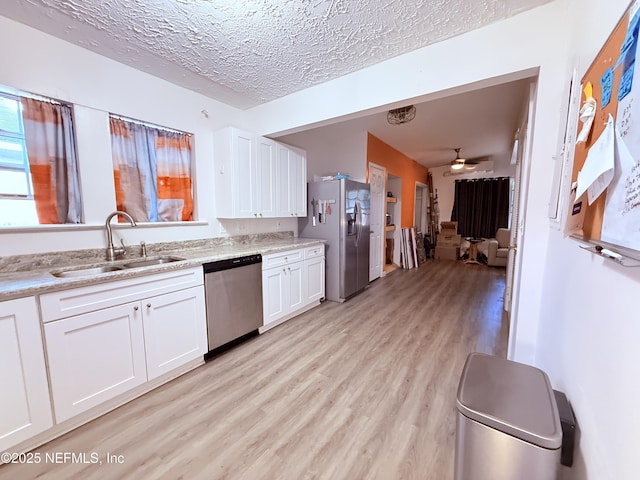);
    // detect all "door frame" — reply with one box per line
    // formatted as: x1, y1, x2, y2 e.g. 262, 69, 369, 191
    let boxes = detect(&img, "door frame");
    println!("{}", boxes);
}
368, 162, 386, 281
507, 80, 537, 359
414, 181, 429, 234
